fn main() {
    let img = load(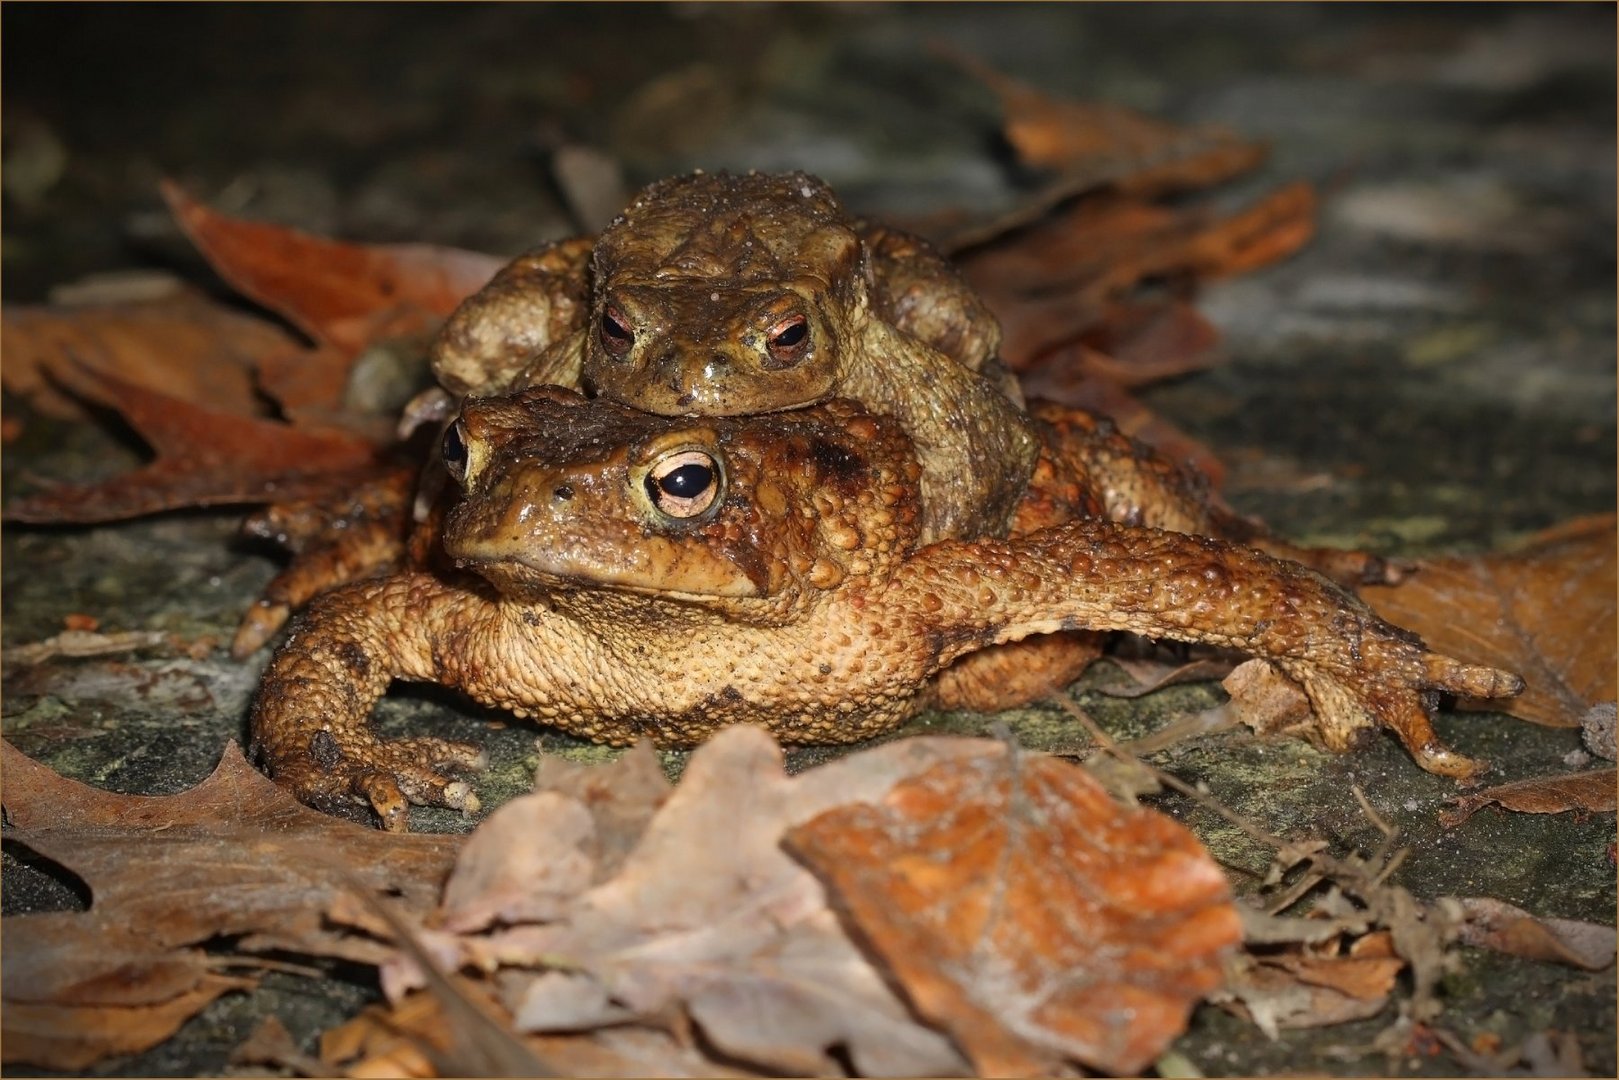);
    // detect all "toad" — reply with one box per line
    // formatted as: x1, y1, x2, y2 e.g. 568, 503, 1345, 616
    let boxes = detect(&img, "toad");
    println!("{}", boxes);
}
428, 169, 1038, 543
251, 388, 1520, 830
